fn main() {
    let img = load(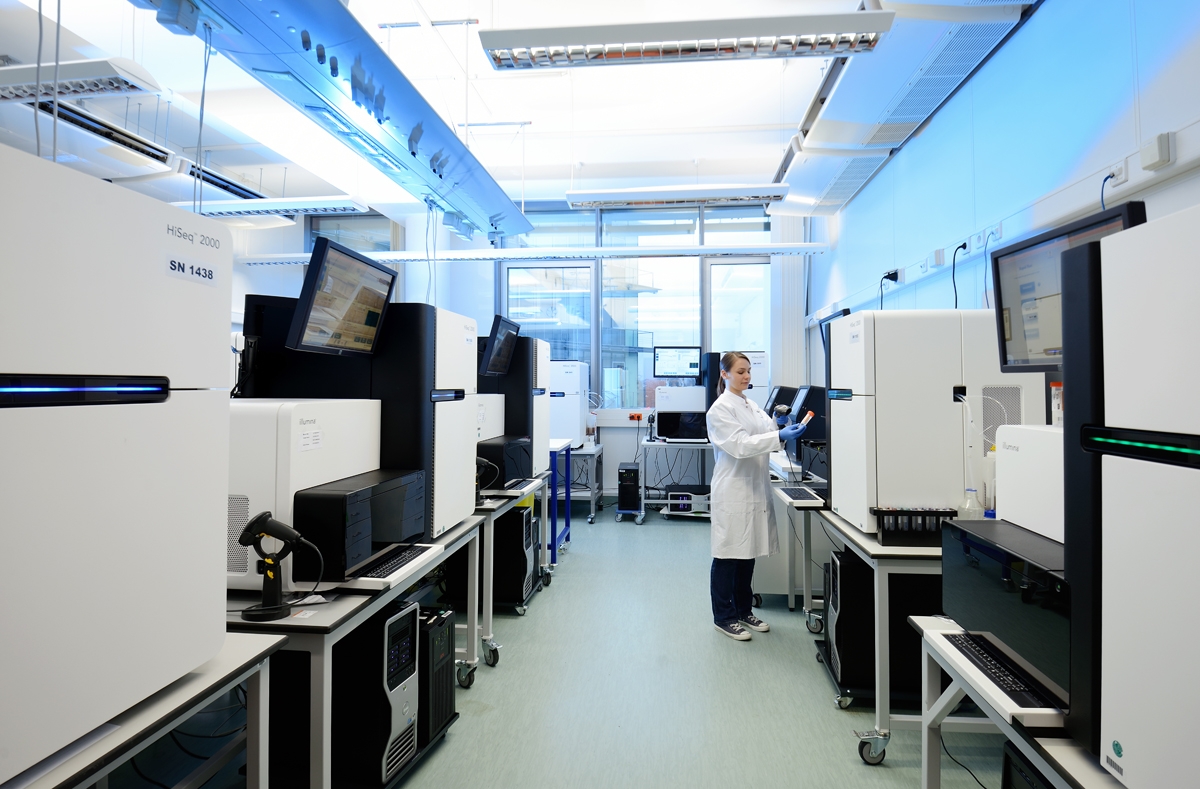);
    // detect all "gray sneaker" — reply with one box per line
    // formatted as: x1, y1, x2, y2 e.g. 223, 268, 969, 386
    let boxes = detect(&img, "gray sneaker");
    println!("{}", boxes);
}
739, 614, 770, 632
714, 621, 751, 641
